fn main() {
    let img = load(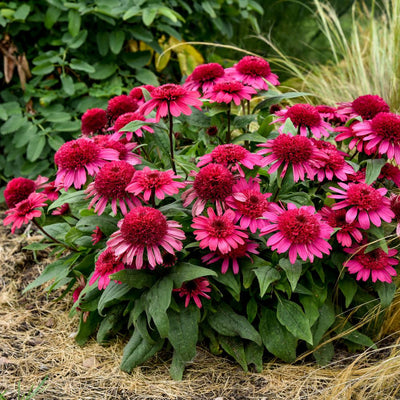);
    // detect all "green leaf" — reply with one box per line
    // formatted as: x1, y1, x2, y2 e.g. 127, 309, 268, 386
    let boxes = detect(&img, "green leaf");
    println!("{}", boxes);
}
14, 4, 30, 20
23, 243, 54, 251
375, 281, 396, 308
68, 30, 88, 49
278, 192, 313, 207
253, 92, 312, 112
123, 6, 141, 20
259, 309, 297, 362
31, 63, 55, 76
339, 278, 358, 308
213, 270, 241, 301
119, 120, 146, 132
70, 59, 95, 73
97, 307, 124, 344
1, 115, 25, 134
246, 297, 258, 324
277, 297, 313, 345
45, 112, 71, 123
96, 31, 109, 56
68, 9, 81, 37
45, 6, 61, 29
208, 303, 262, 346
169, 351, 186, 381
335, 322, 377, 349
89, 63, 117, 80
97, 281, 131, 315
169, 262, 217, 288
75, 214, 118, 236
44, 222, 71, 241
219, 335, 248, 371
27, 136, 46, 162
109, 30, 125, 54
313, 341, 334, 366
312, 300, 336, 345
232, 133, 268, 144
75, 311, 102, 346
364, 158, 386, 186
147, 277, 173, 338
245, 342, 263, 372
61, 74, 75, 95
254, 265, 280, 297
299, 295, 320, 327
48, 135, 65, 151
202, 1, 217, 18
281, 117, 297, 134
142, 7, 157, 26
120, 330, 164, 372
232, 115, 257, 129
49, 190, 86, 211
279, 258, 302, 292
123, 51, 152, 69
110, 269, 156, 289
135, 68, 159, 86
